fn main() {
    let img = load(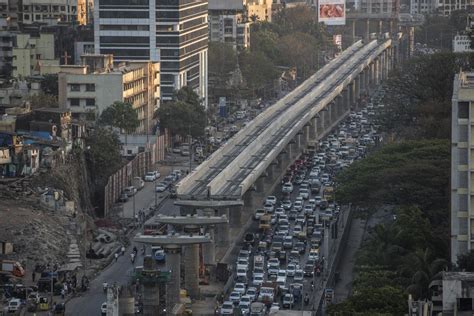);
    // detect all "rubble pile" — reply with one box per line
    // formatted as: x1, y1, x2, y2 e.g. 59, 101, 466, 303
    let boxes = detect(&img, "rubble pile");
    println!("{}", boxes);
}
0, 200, 71, 267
